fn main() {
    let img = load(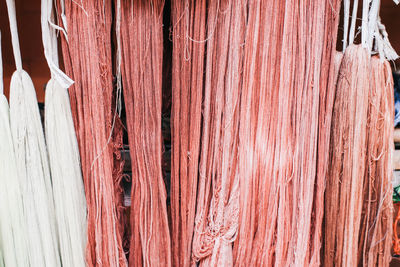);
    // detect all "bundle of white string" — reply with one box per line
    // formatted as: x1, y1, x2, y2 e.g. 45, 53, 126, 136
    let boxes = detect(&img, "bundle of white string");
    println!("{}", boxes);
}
6, 0, 61, 265
0, 31, 30, 267
9, 70, 61, 267
0, 239, 4, 267
45, 79, 87, 267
